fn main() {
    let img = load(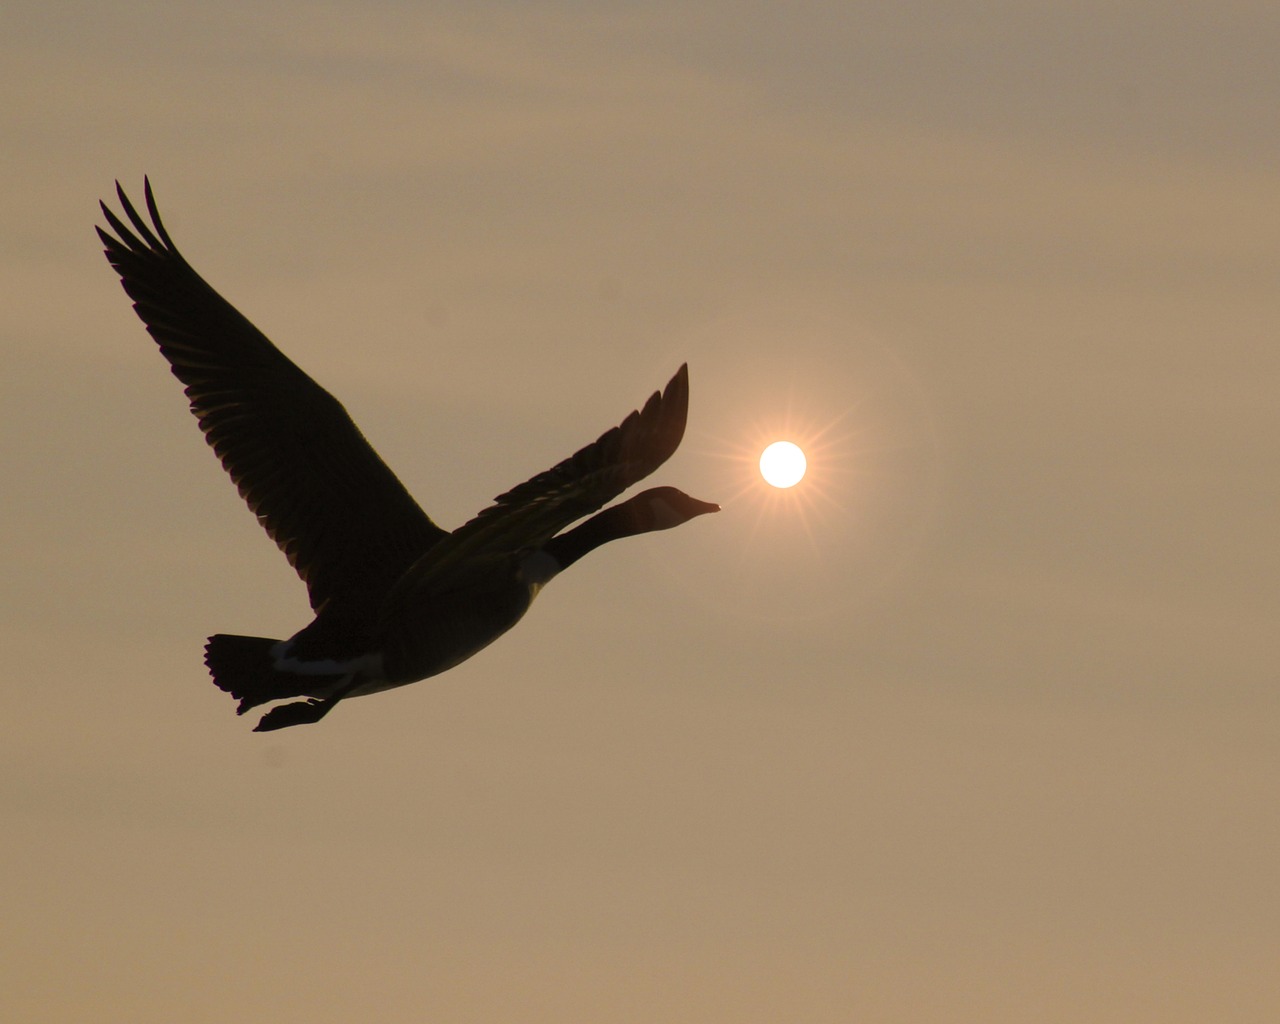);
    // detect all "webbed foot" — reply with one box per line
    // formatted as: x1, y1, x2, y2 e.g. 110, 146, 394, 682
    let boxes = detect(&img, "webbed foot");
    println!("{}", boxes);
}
253, 697, 338, 732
